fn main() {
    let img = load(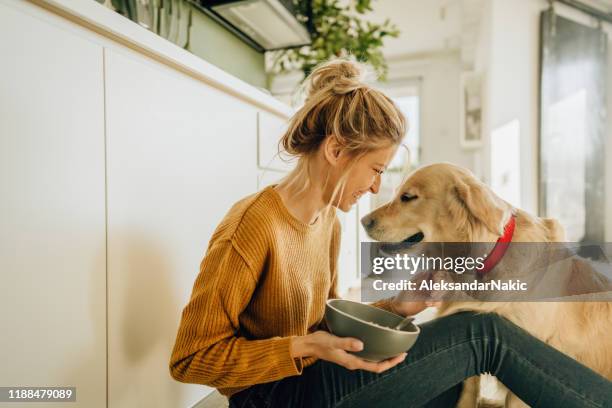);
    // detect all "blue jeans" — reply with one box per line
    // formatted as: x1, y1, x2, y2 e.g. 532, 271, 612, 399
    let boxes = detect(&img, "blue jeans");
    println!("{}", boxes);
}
228, 312, 612, 407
